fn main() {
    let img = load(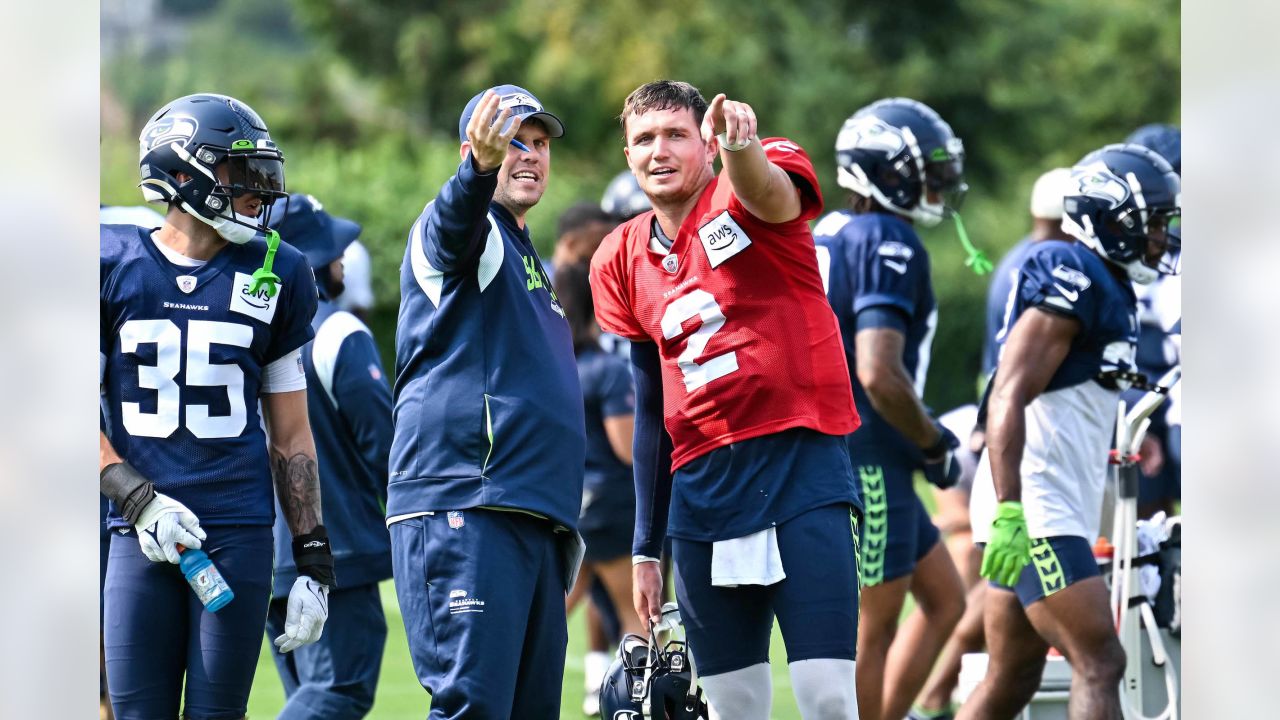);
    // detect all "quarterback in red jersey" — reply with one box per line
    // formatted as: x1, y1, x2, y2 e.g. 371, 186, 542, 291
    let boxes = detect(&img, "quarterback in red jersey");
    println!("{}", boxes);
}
591, 80, 863, 720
